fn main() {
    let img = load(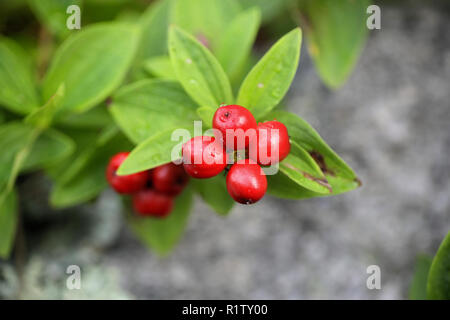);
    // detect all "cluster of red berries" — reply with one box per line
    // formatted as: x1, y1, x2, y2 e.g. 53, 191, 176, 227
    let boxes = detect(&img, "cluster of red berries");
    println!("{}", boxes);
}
106, 152, 189, 218
182, 104, 291, 204
106, 105, 290, 214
